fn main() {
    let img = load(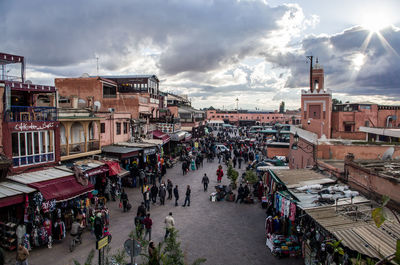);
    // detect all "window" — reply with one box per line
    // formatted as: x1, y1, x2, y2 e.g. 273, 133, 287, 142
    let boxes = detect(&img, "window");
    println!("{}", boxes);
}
365, 121, 370, 127
11, 130, 55, 167
100, 123, 105, 133
103, 84, 117, 98
212, 115, 215, 118
116, 122, 121, 135
123, 122, 128, 134
344, 125, 352, 132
